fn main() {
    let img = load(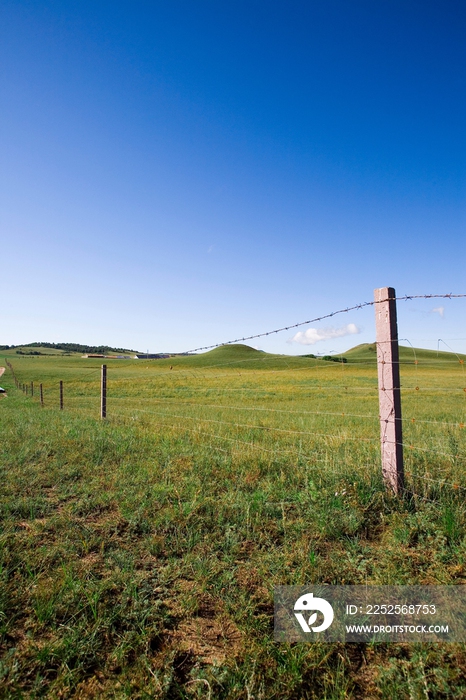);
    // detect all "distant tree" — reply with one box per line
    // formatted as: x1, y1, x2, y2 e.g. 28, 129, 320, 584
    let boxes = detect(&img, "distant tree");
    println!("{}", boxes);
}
321, 355, 347, 363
